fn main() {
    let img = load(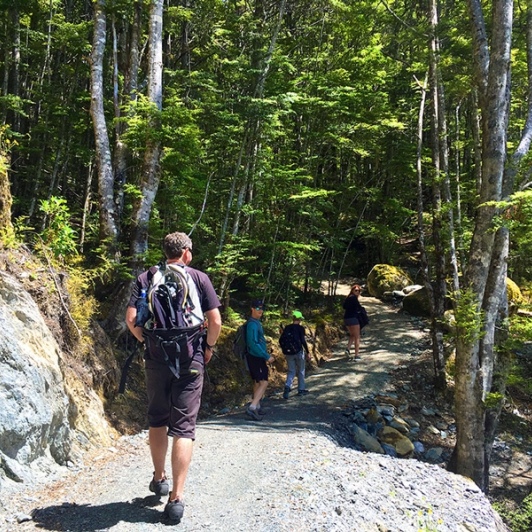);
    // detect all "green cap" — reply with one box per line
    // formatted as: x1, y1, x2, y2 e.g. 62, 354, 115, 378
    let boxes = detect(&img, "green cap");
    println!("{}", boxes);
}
292, 310, 304, 320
